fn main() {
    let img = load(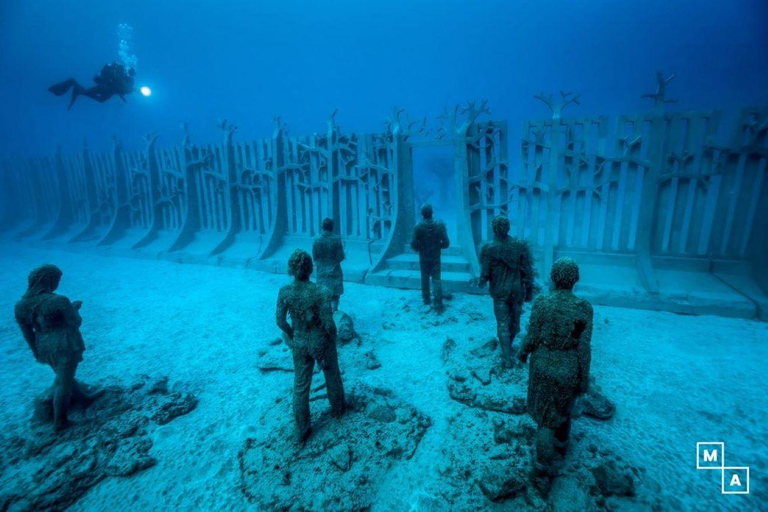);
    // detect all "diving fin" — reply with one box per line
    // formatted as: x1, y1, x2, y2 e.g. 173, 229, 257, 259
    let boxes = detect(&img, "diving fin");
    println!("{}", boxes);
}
48, 78, 76, 96
68, 90, 79, 110
67, 83, 85, 110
